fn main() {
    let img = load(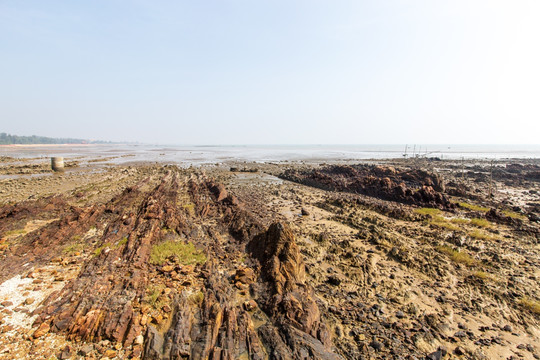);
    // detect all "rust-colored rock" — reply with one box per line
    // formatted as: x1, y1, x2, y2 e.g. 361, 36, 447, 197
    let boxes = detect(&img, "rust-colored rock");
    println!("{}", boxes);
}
33, 322, 50, 338
2, 168, 343, 359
